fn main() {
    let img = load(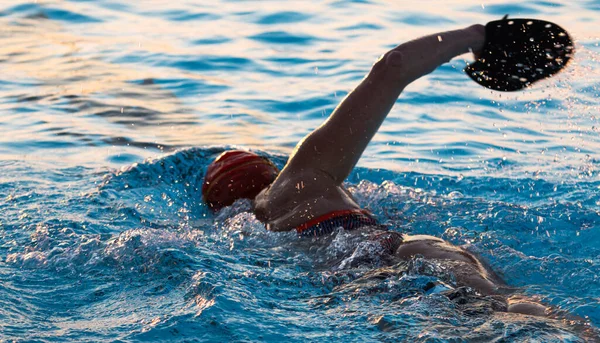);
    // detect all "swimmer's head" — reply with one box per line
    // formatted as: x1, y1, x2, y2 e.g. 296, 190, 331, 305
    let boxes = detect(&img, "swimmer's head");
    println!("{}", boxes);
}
202, 150, 279, 211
